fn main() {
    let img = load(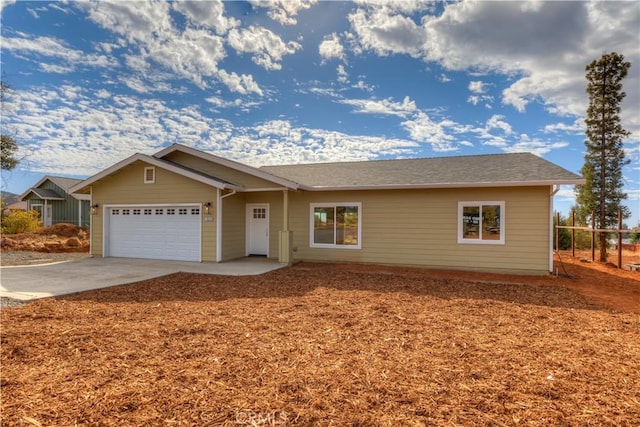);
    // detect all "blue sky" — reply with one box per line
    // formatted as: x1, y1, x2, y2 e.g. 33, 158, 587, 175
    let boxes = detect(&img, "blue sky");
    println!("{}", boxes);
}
1, 0, 639, 225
